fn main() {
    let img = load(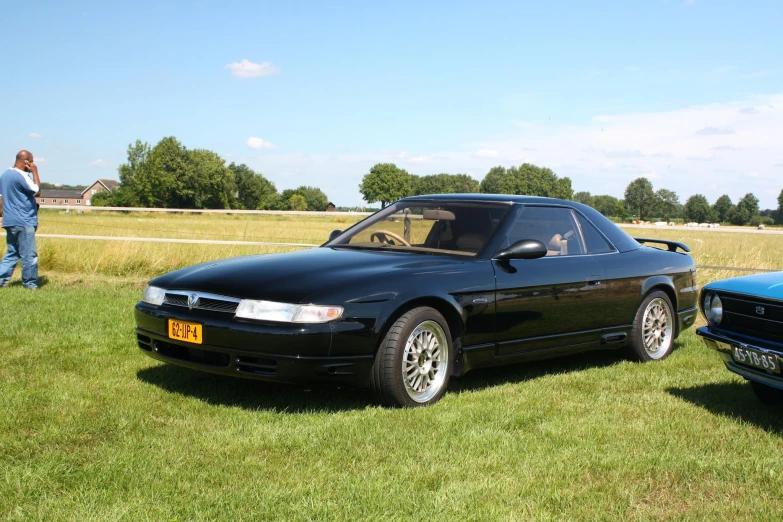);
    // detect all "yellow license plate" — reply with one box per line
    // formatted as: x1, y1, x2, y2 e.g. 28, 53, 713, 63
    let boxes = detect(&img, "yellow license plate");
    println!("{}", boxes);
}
168, 319, 203, 345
